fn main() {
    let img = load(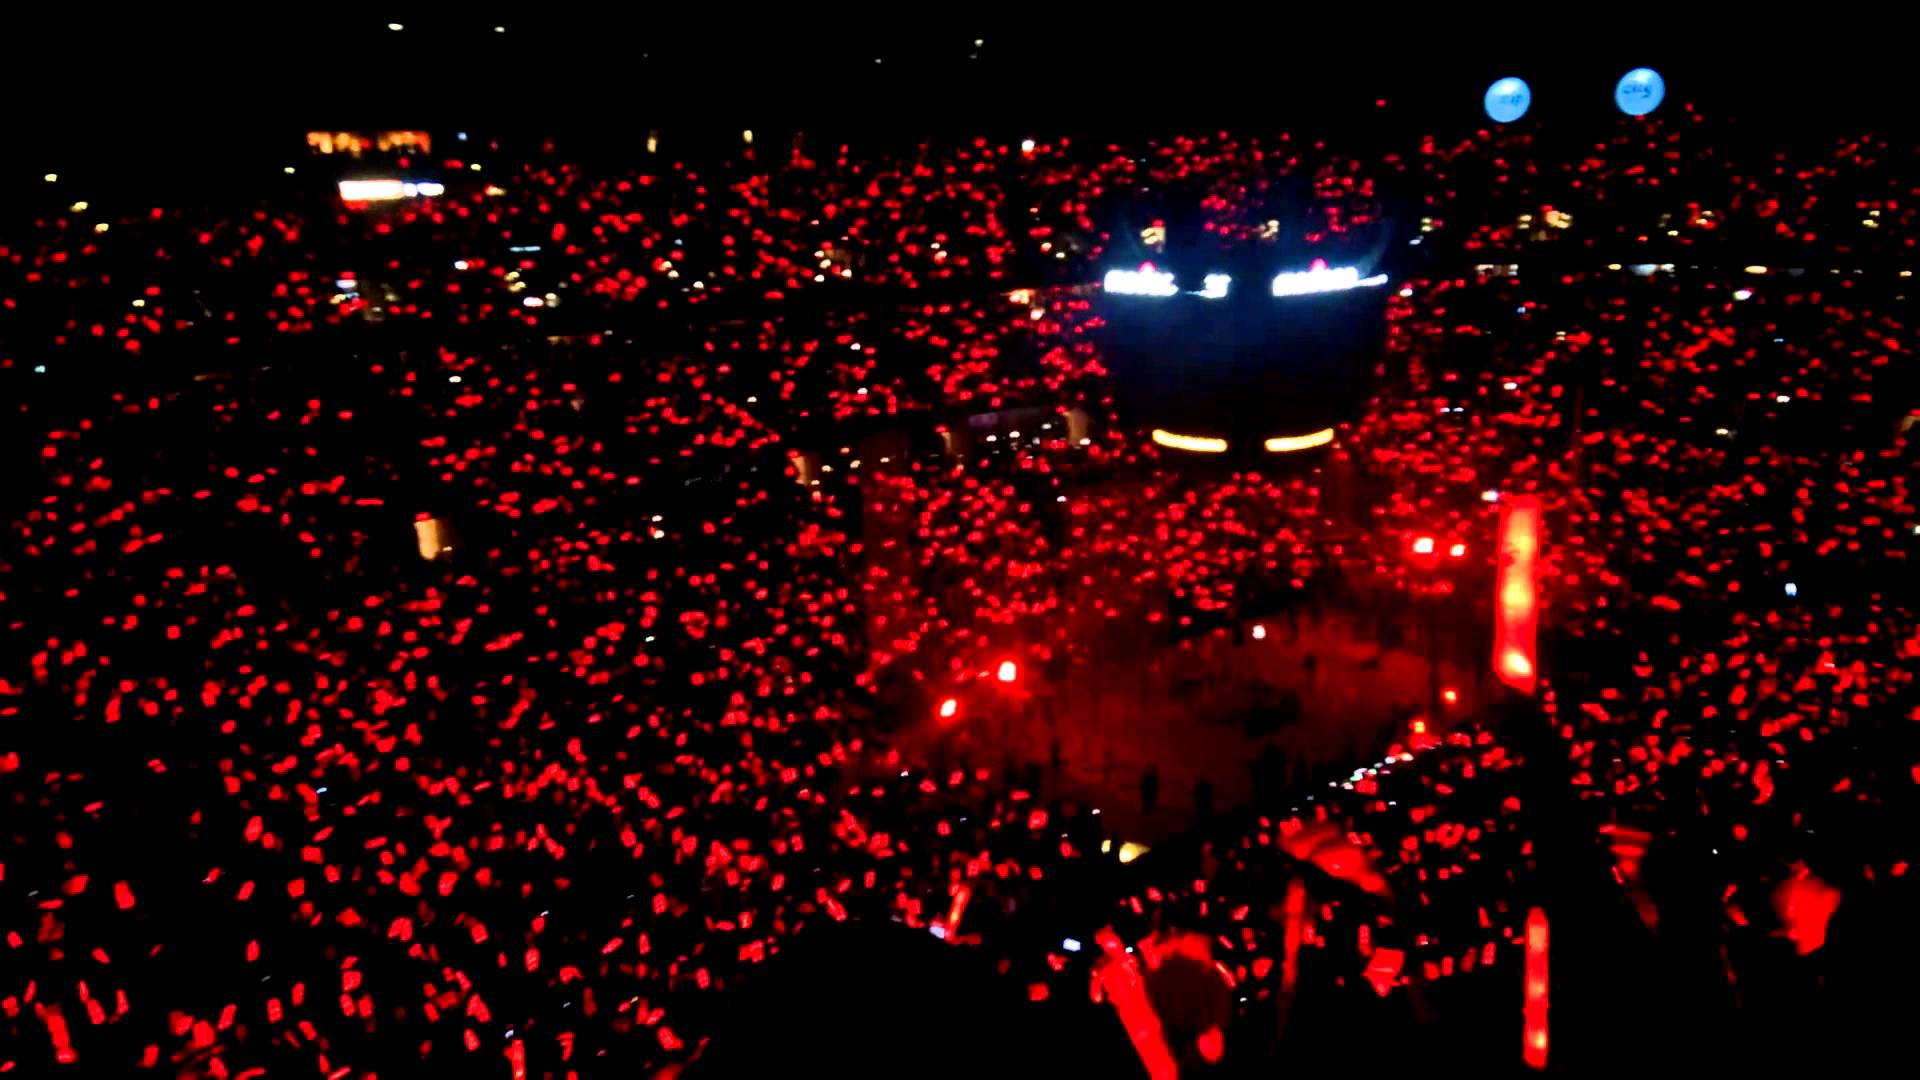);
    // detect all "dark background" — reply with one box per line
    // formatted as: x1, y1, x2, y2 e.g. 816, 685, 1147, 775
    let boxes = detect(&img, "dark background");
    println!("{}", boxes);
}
3, 7, 1908, 172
